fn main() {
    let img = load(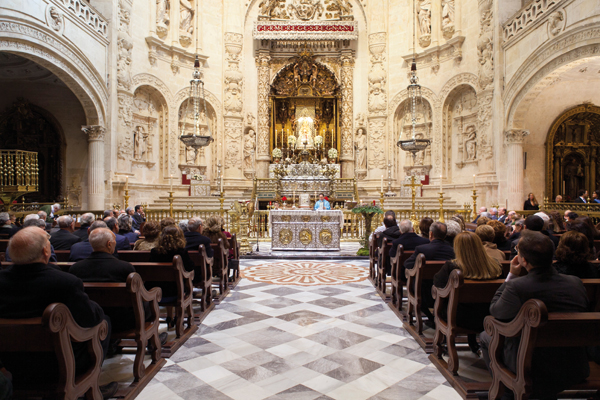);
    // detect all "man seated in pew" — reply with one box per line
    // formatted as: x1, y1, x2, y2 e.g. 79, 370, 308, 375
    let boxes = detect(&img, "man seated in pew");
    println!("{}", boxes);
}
0, 213, 17, 238
49, 215, 81, 250
4, 217, 58, 263
509, 215, 553, 259
369, 210, 396, 242
73, 212, 95, 241
117, 213, 139, 243
403, 222, 455, 326
433, 231, 502, 354
0, 227, 118, 399
480, 231, 590, 400
184, 217, 214, 258
69, 229, 168, 345
131, 205, 146, 231
554, 231, 600, 279
506, 218, 524, 242
70, 221, 117, 261
103, 216, 131, 251
389, 219, 429, 258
